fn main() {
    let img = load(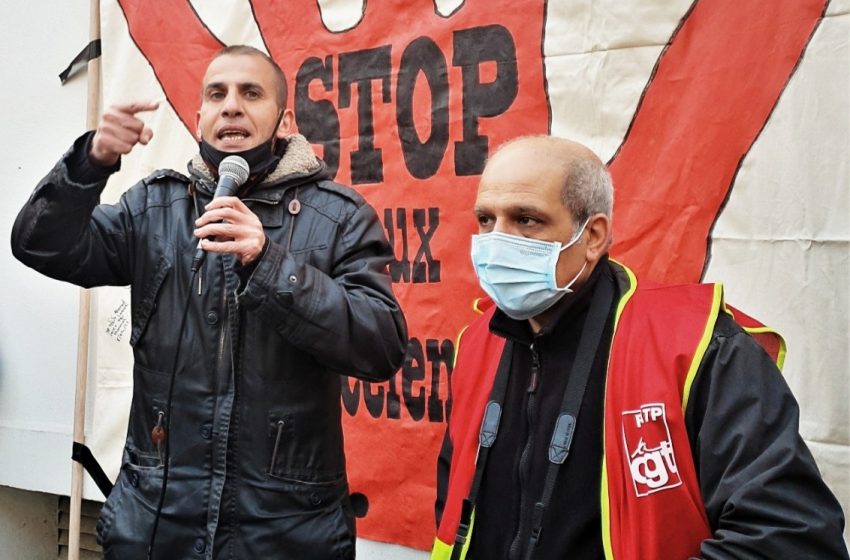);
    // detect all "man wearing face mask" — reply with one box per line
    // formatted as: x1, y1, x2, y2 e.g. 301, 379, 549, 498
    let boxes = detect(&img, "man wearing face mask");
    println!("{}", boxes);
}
432, 136, 847, 560
11, 45, 407, 559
